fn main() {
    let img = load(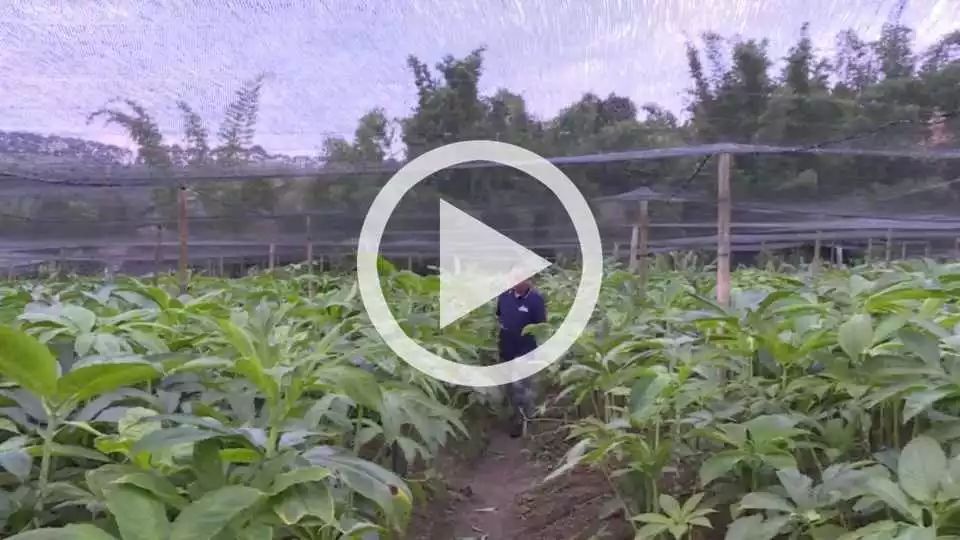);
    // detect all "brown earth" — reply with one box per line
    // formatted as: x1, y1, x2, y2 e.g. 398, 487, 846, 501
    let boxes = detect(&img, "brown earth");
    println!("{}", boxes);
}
406, 415, 633, 540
